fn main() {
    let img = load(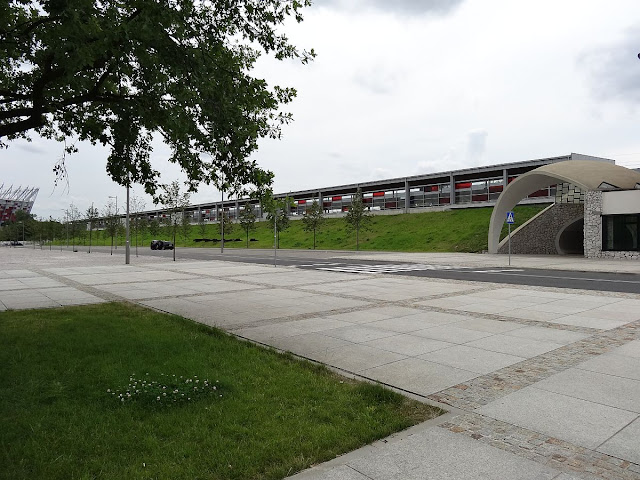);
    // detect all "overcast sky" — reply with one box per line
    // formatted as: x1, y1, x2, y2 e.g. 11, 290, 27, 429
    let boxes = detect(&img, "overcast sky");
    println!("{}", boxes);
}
4, 0, 640, 219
